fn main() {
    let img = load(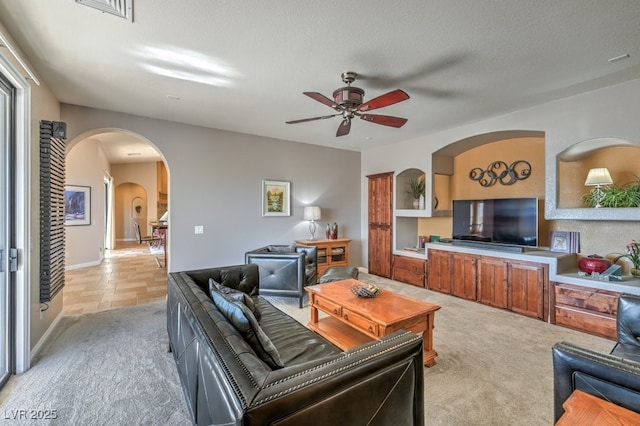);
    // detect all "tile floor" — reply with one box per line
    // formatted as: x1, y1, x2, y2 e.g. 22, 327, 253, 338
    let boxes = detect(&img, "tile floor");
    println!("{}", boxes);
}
63, 241, 168, 315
